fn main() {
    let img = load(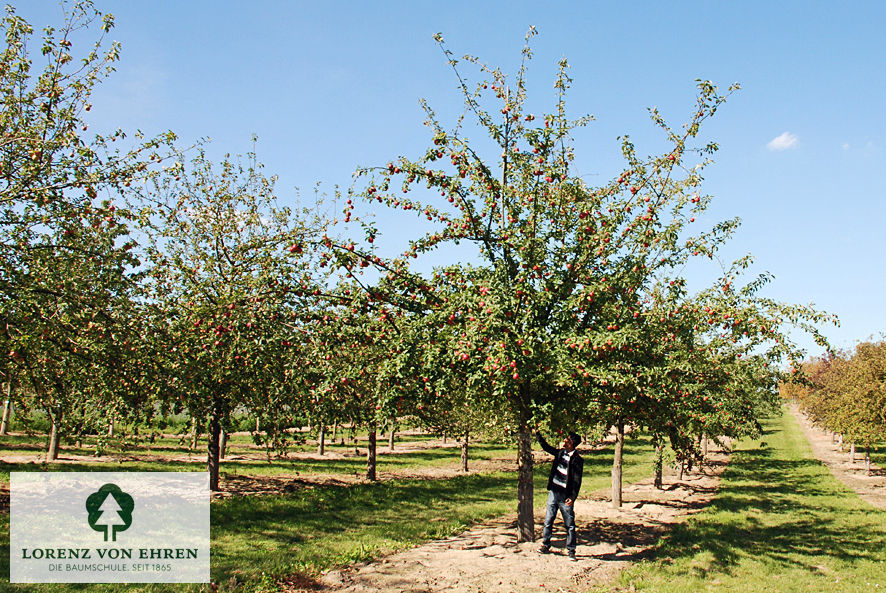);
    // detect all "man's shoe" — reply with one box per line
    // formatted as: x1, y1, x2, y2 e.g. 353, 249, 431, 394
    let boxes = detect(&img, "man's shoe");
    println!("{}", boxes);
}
539, 544, 550, 554
568, 550, 577, 561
